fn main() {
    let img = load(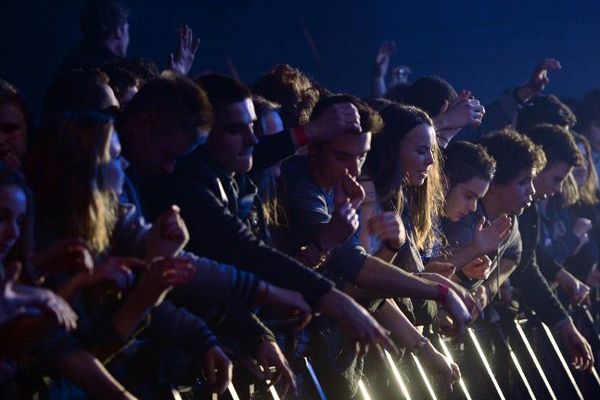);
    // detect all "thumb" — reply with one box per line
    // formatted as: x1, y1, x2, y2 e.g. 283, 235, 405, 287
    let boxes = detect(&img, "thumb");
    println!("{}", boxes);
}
476, 216, 486, 232
334, 171, 348, 207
